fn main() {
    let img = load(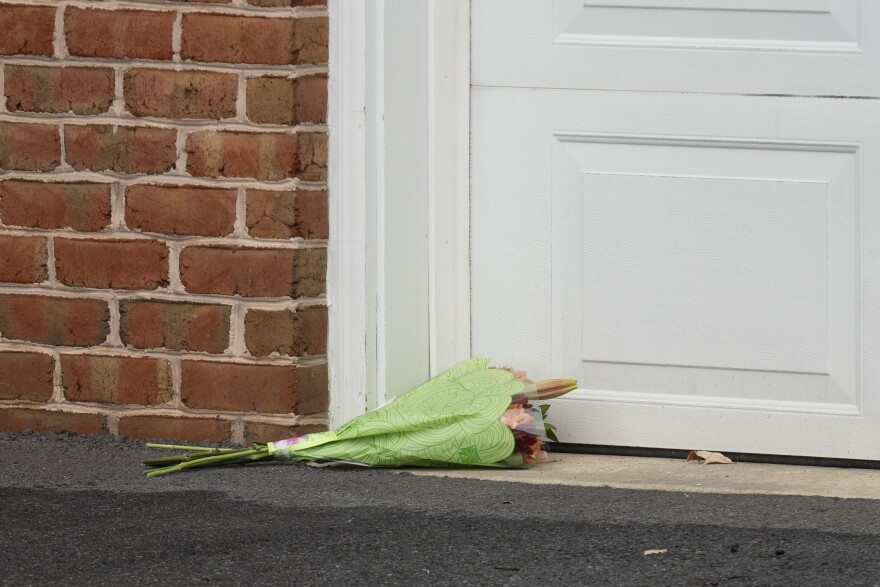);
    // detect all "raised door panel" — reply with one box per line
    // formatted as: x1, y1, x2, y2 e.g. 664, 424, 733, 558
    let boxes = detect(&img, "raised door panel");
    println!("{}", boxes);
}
472, 0, 880, 96
470, 88, 880, 458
